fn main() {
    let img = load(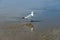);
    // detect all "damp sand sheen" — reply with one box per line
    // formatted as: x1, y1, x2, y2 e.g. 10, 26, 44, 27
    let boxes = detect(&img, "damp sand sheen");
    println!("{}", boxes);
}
5, 23, 35, 32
